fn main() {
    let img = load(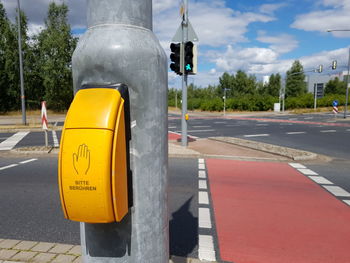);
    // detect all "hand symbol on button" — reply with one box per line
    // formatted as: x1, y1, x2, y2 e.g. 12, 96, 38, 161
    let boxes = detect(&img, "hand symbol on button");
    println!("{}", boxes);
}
73, 144, 90, 175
